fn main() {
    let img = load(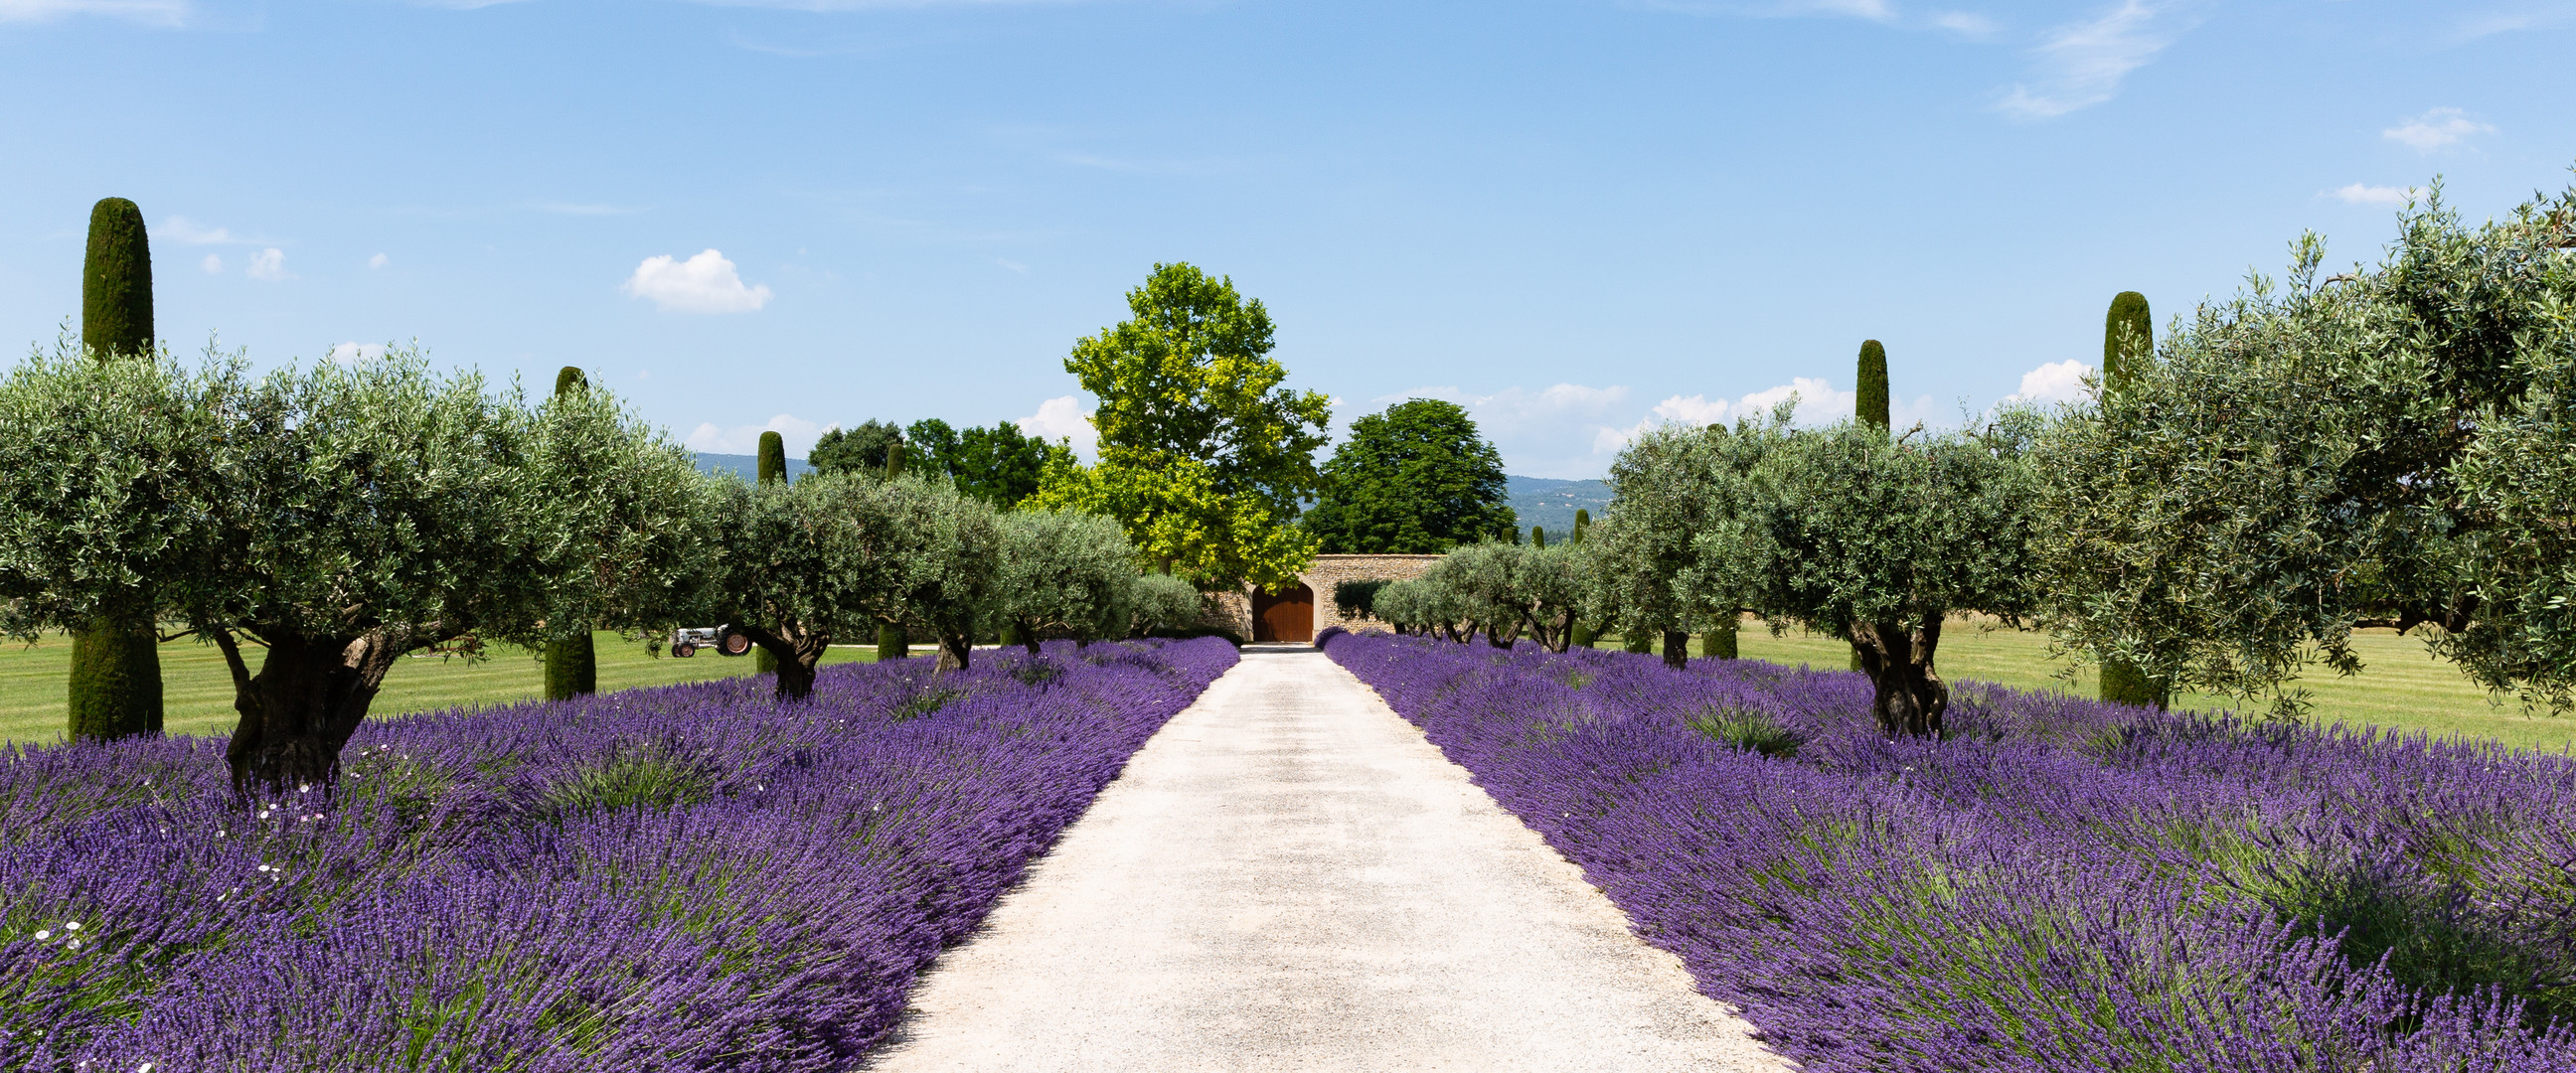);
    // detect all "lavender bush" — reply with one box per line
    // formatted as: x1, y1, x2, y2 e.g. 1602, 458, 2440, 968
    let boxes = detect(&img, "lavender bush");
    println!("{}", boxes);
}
3, 638, 1234, 1071
1321, 629, 2576, 1071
